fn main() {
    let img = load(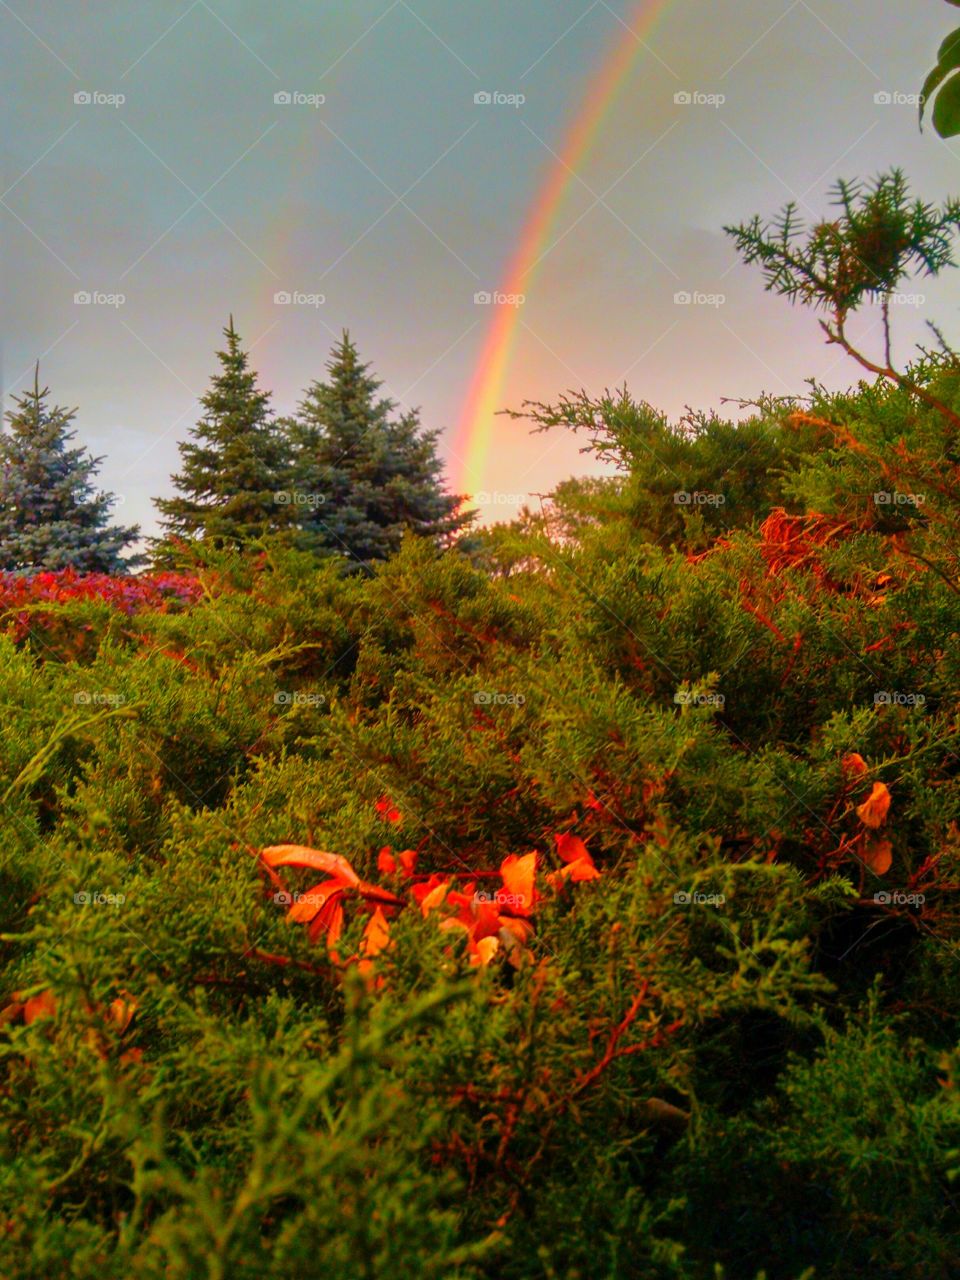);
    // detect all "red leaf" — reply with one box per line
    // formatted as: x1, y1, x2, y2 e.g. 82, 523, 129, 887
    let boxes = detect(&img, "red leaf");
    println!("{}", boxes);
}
556, 833, 590, 864
375, 795, 402, 824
